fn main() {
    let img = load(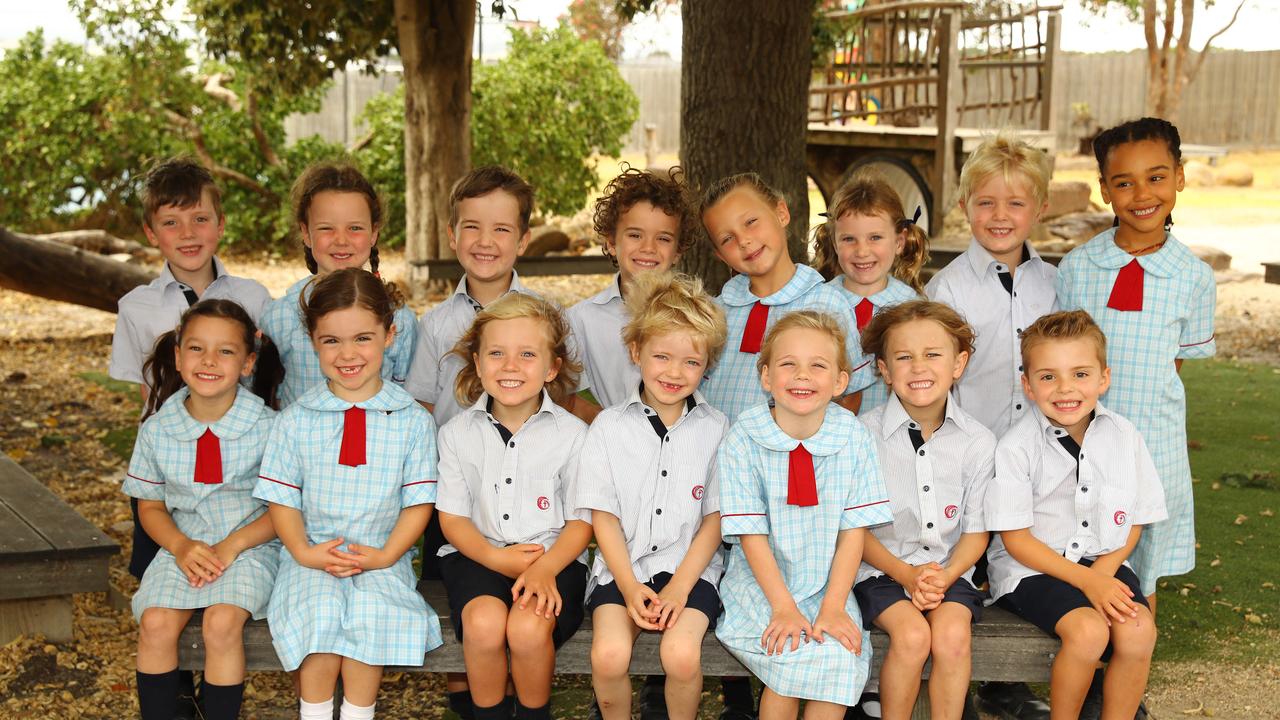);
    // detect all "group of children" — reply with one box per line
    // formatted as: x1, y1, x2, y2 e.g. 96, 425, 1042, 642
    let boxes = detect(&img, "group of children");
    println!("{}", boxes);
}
113, 114, 1213, 720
